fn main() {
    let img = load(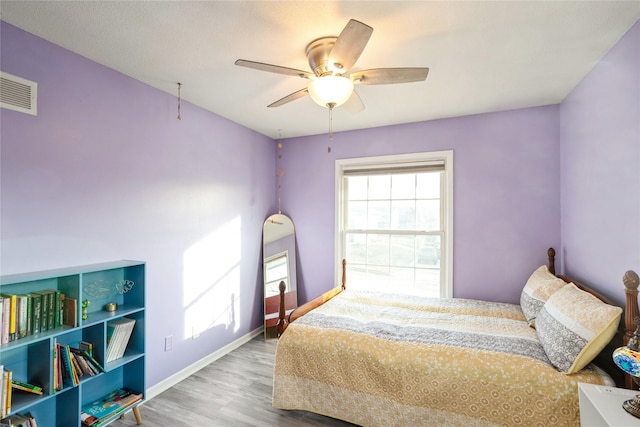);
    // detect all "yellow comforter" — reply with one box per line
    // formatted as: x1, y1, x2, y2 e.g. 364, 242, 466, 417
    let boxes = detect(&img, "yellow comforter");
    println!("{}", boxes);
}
273, 290, 614, 426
